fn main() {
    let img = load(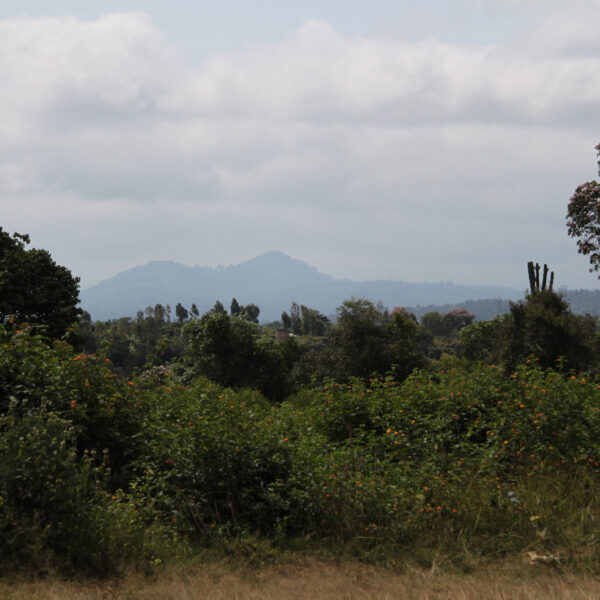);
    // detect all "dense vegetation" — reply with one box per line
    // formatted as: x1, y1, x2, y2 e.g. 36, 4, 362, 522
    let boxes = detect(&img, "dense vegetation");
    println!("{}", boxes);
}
3, 167, 600, 576
3, 319, 600, 576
